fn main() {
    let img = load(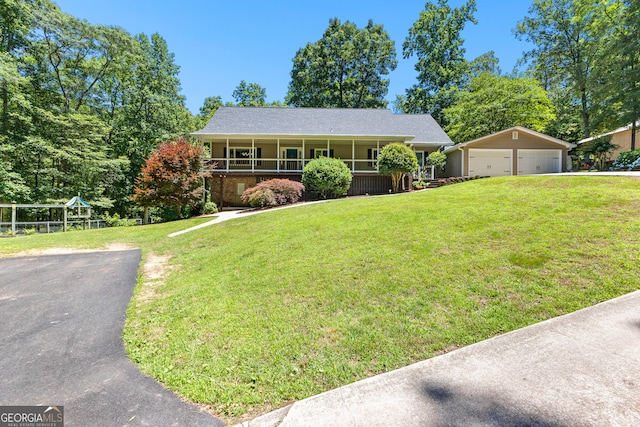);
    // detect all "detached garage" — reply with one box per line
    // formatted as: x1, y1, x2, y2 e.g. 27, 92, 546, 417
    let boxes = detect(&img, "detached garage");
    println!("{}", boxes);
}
442, 126, 576, 177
